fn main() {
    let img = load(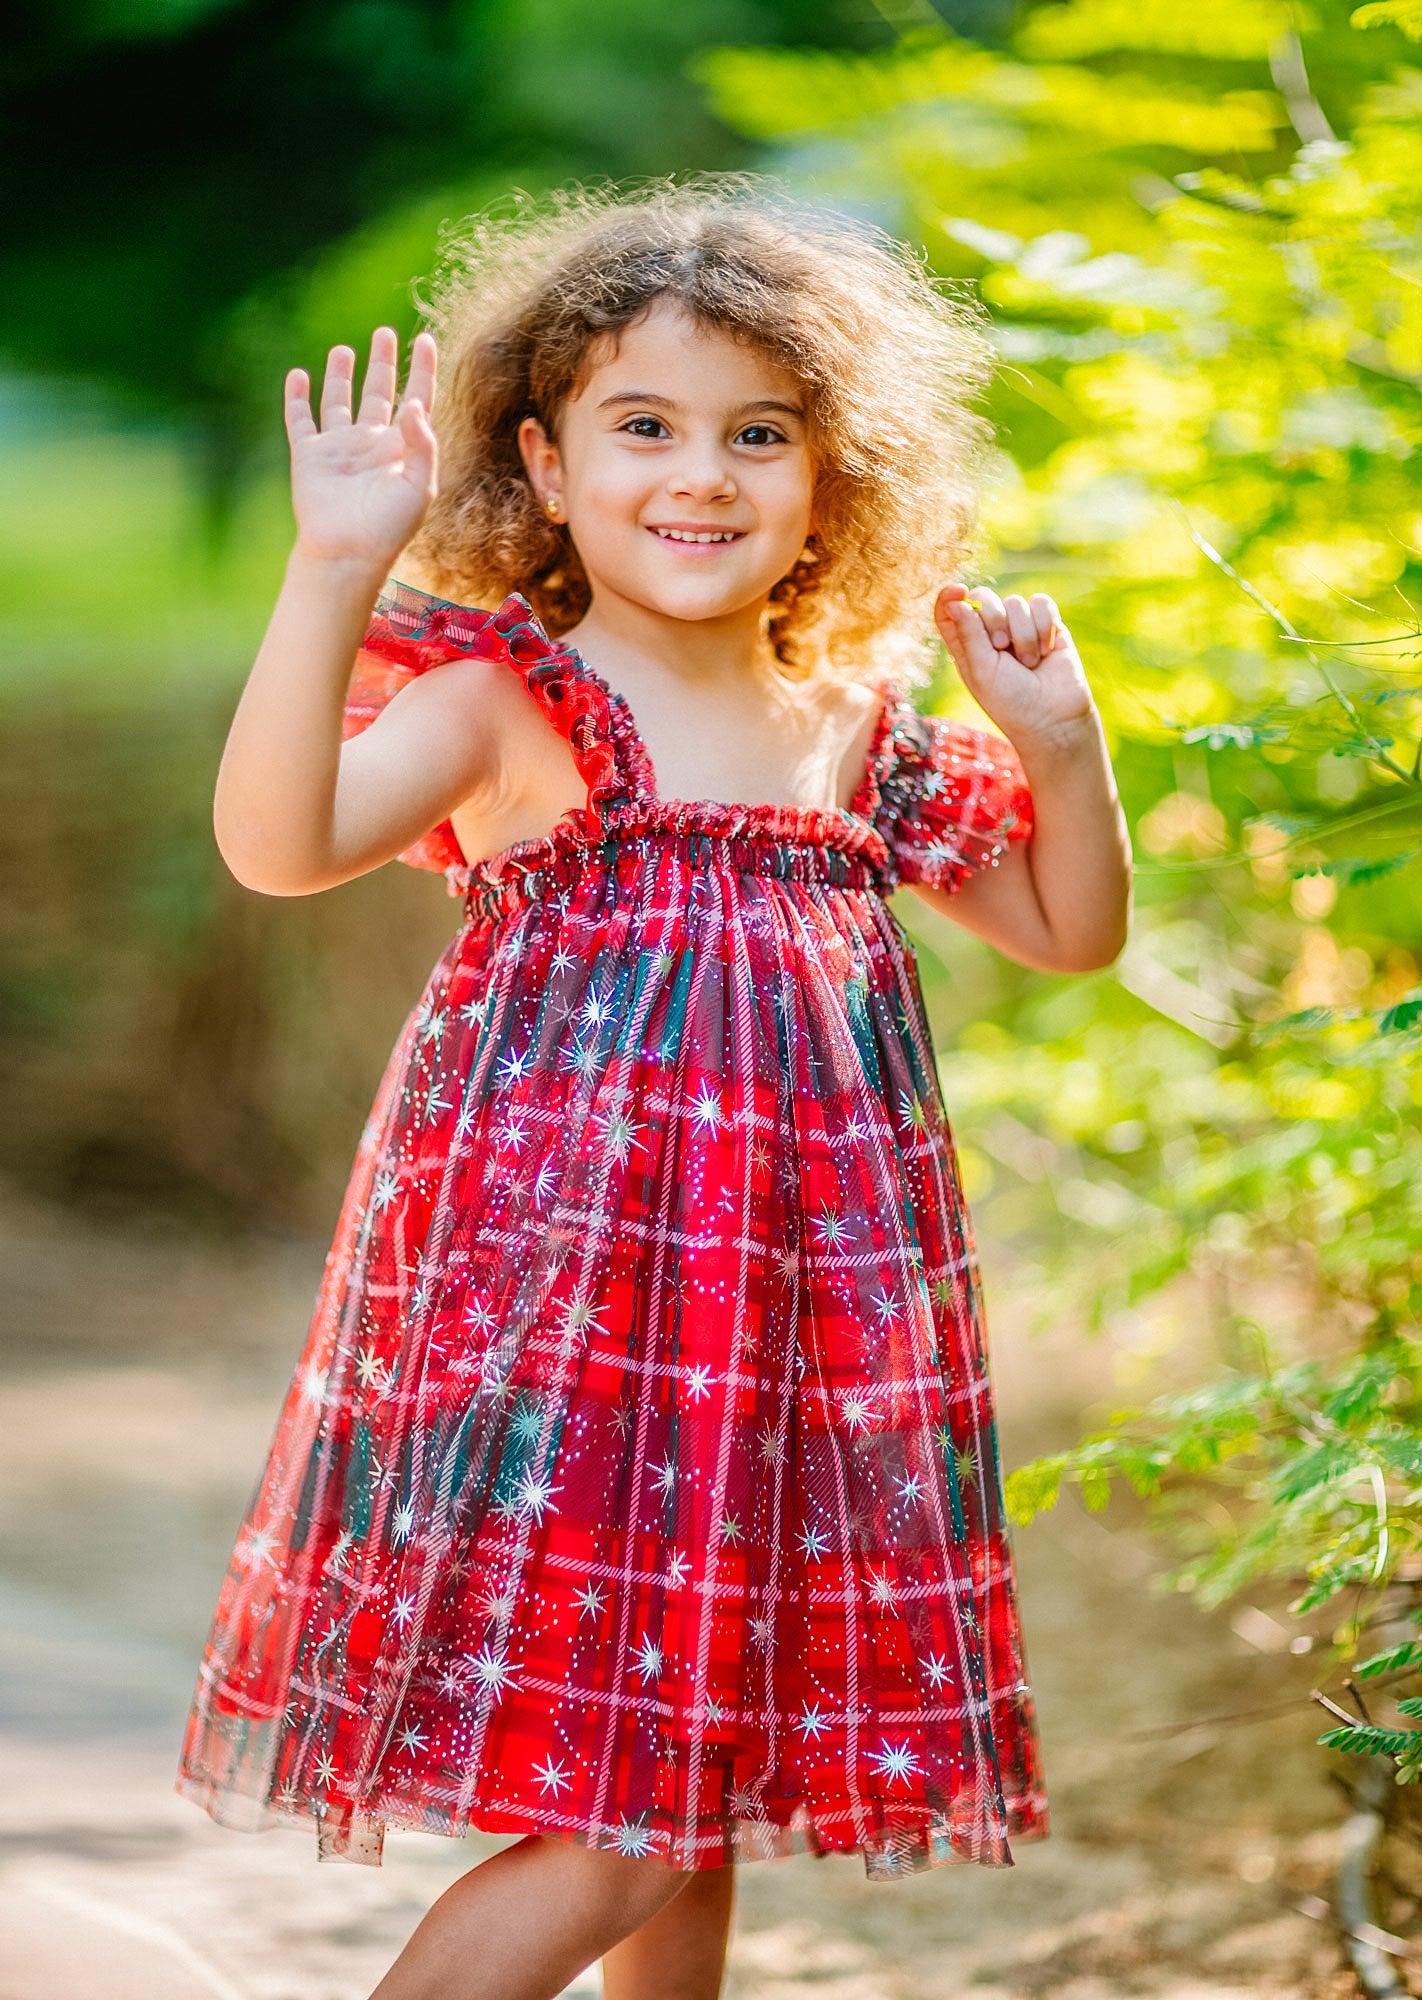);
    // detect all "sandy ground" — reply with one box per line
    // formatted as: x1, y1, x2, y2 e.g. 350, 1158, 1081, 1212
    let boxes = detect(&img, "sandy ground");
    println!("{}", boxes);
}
0, 1188, 1363, 1999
